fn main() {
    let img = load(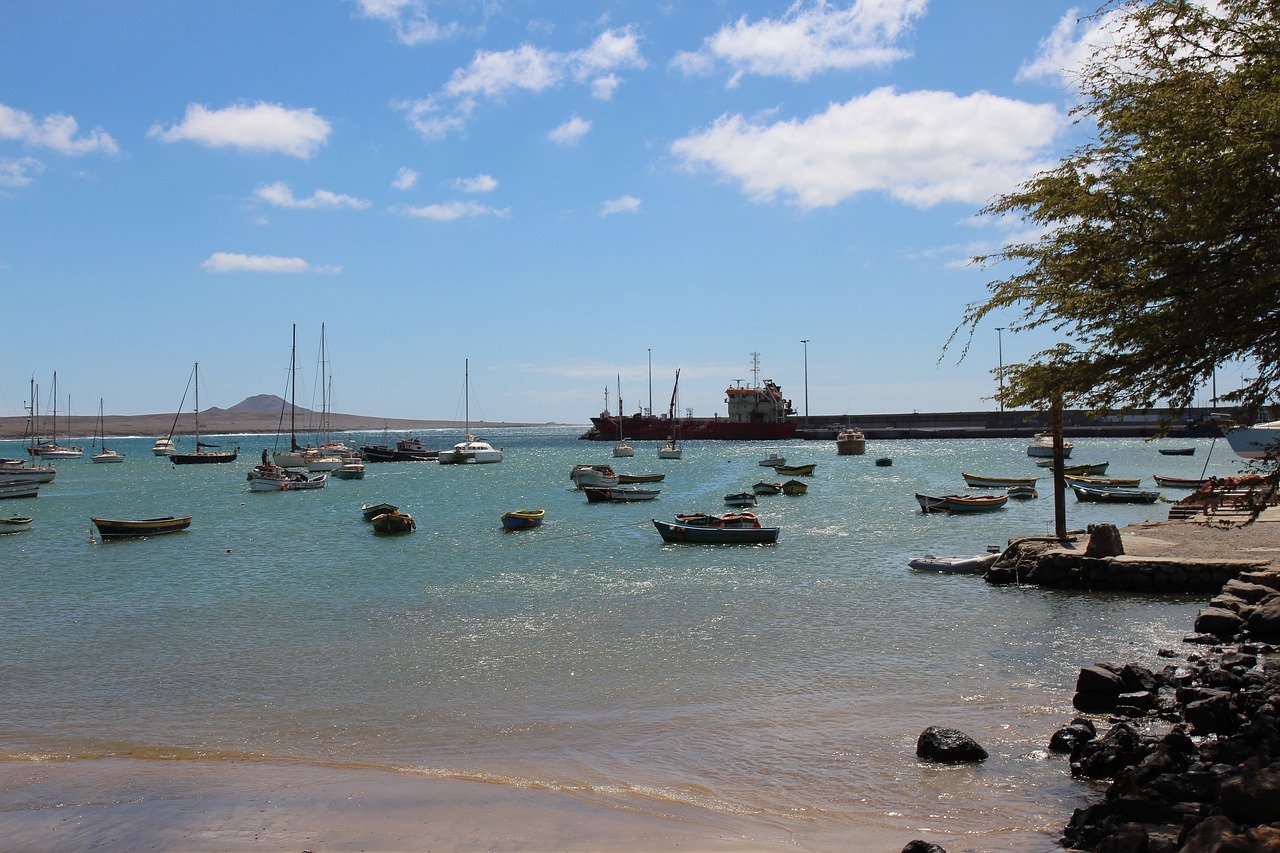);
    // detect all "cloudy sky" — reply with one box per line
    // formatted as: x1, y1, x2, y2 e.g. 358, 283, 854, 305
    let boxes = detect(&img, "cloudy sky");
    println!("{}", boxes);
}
1, 1, 1174, 425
